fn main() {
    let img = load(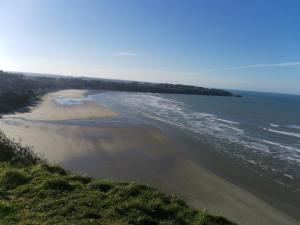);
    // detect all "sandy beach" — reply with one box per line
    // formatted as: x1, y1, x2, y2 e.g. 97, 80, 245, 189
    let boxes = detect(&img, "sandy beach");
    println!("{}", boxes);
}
0, 89, 298, 225
3, 89, 118, 121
